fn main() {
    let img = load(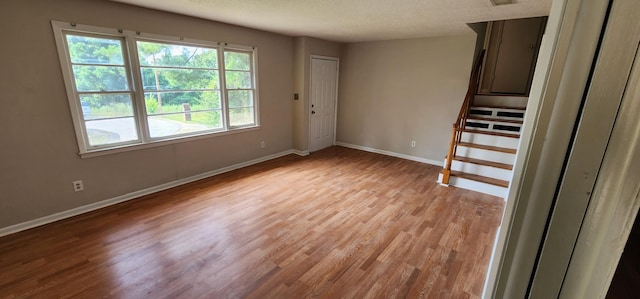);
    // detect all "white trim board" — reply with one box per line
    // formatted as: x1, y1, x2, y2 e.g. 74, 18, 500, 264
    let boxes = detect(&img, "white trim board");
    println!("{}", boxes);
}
291, 149, 310, 156
335, 142, 442, 166
0, 149, 305, 238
